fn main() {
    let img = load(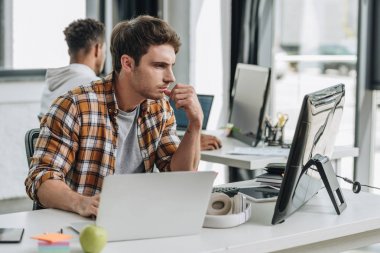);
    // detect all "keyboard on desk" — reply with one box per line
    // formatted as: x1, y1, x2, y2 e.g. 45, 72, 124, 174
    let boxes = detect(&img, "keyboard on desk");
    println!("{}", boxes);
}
212, 187, 239, 197
212, 186, 280, 202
